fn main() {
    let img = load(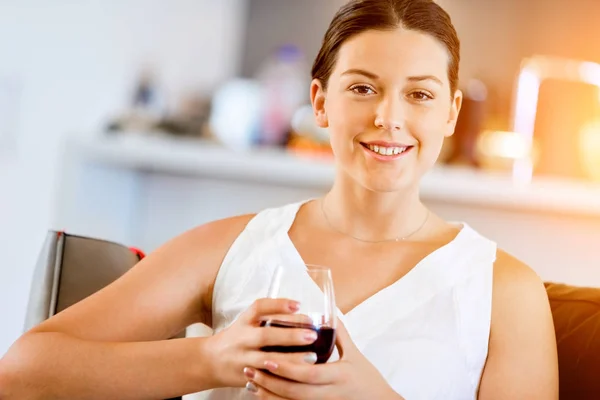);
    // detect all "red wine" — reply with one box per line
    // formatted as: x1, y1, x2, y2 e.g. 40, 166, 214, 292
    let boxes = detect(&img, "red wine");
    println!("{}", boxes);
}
260, 320, 336, 364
